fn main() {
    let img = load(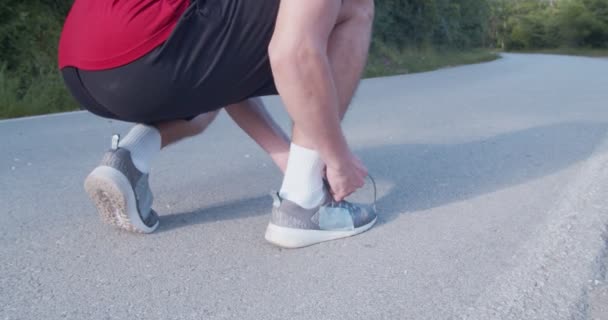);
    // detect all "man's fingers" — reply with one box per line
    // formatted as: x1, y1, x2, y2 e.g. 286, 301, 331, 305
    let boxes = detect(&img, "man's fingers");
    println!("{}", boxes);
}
325, 156, 369, 202
330, 187, 347, 202
334, 193, 345, 202
330, 189, 340, 201
330, 179, 365, 201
